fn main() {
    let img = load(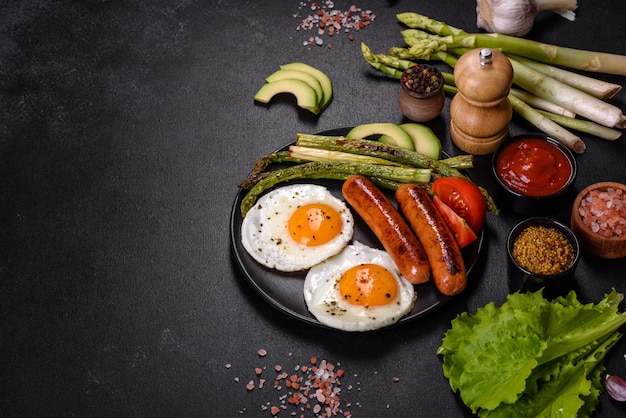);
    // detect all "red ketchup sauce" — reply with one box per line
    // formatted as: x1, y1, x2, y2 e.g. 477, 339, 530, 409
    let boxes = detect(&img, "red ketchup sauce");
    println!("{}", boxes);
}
495, 138, 573, 197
